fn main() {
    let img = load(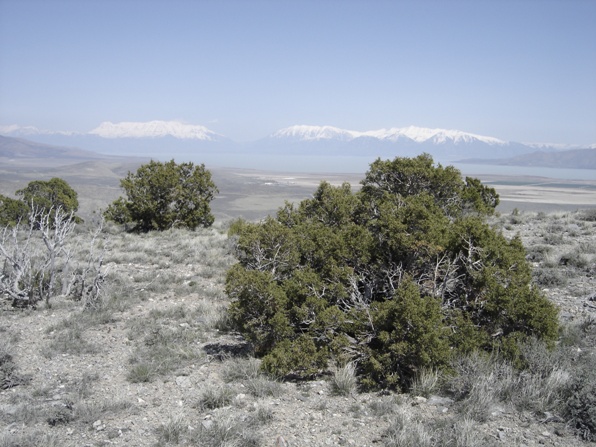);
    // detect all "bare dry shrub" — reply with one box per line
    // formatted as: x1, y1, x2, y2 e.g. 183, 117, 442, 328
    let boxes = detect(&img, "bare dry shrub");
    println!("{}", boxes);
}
0, 207, 107, 308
